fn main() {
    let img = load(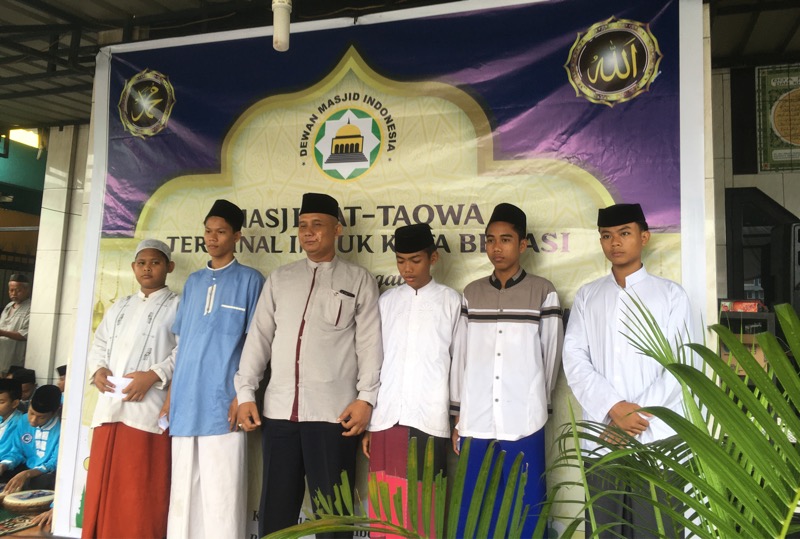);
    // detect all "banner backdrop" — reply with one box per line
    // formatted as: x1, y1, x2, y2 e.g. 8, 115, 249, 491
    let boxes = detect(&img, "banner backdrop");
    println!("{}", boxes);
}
57, 0, 703, 536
